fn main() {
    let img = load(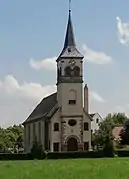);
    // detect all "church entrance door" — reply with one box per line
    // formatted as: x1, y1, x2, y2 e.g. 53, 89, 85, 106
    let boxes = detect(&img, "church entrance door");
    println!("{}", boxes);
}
67, 137, 78, 151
